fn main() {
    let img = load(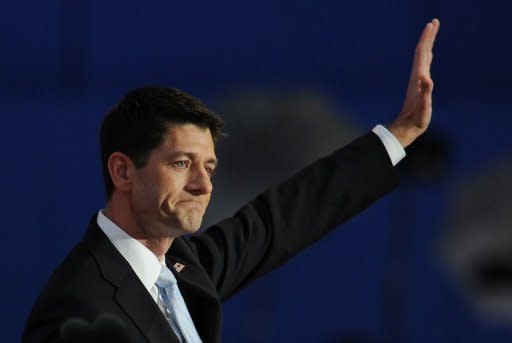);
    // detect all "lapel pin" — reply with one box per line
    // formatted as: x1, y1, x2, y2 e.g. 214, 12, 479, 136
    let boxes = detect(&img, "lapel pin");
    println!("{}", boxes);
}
173, 262, 185, 273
